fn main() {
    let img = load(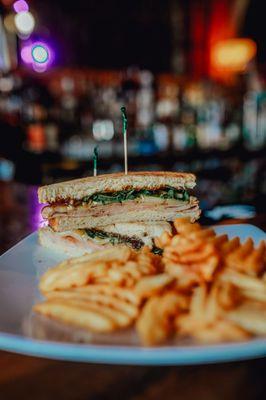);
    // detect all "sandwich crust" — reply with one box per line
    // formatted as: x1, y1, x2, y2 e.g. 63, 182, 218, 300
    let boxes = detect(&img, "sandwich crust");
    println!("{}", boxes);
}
38, 171, 196, 204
